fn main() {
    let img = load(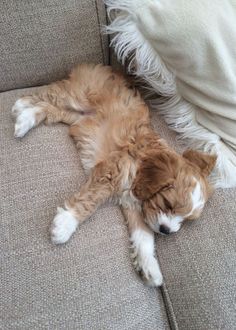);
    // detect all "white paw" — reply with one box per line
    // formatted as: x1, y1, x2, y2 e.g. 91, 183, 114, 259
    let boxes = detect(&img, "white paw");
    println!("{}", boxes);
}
142, 256, 163, 287
50, 207, 78, 244
12, 98, 40, 138
130, 228, 163, 286
132, 253, 163, 287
